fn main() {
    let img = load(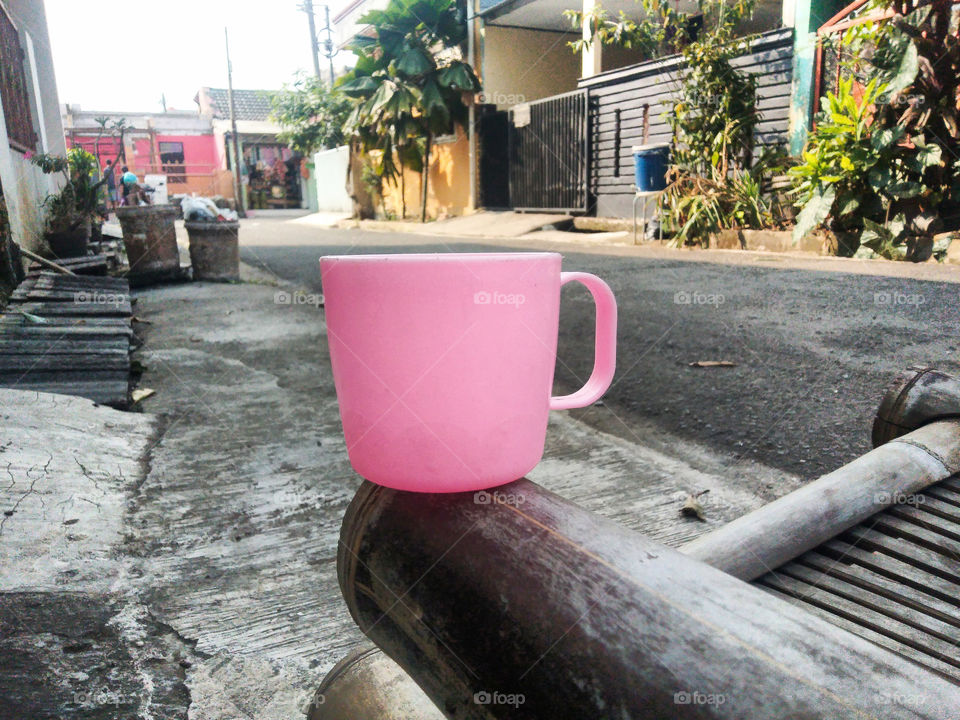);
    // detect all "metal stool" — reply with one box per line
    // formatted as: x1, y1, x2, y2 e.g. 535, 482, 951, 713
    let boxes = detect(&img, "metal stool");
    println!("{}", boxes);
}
632, 189, 663, 244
